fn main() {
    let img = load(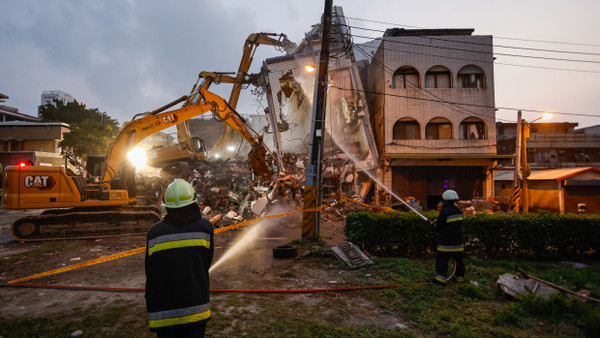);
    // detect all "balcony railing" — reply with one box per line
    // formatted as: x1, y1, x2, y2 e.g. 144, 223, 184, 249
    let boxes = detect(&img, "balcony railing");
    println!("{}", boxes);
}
527, 133, 600, 147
